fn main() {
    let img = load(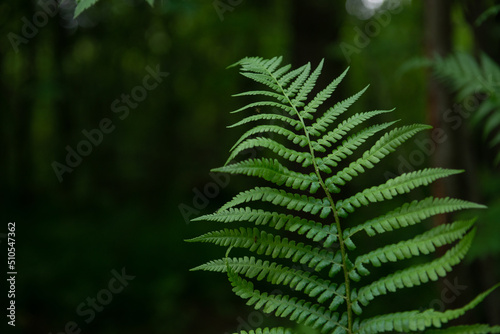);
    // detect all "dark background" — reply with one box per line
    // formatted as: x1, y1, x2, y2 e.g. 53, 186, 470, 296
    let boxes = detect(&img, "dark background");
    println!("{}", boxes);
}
1, 0, 500, 333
